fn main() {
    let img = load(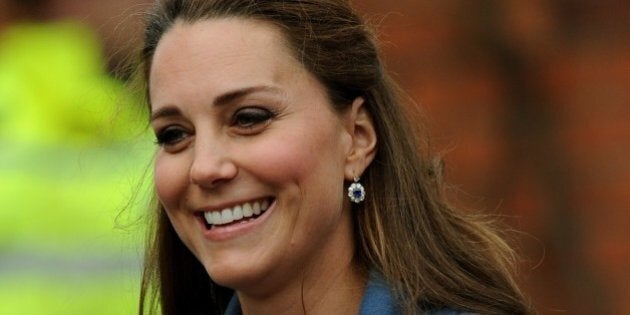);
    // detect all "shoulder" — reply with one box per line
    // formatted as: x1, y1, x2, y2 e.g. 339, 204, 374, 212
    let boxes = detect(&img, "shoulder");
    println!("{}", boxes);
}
358, 271, 399, 315
359, 270, 471, 315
